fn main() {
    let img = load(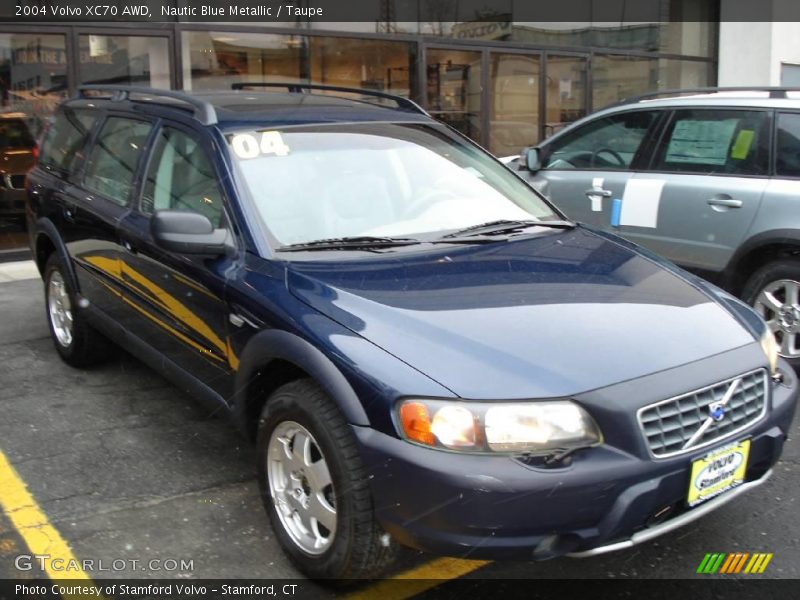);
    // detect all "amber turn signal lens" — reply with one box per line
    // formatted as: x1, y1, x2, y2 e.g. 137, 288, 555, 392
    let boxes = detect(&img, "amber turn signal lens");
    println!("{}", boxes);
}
399, 401, 435, 446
